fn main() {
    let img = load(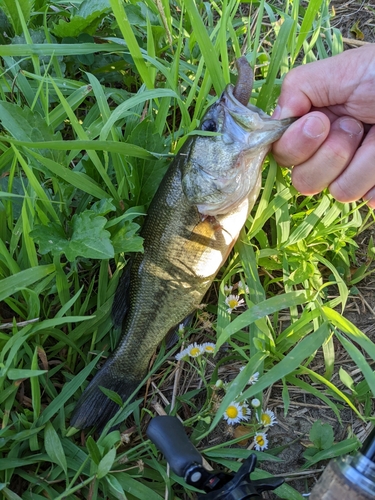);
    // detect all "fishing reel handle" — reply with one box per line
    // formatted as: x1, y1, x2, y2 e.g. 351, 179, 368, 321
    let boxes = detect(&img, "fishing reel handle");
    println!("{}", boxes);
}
146, 415, 203, 477
146, 415, 283, 499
